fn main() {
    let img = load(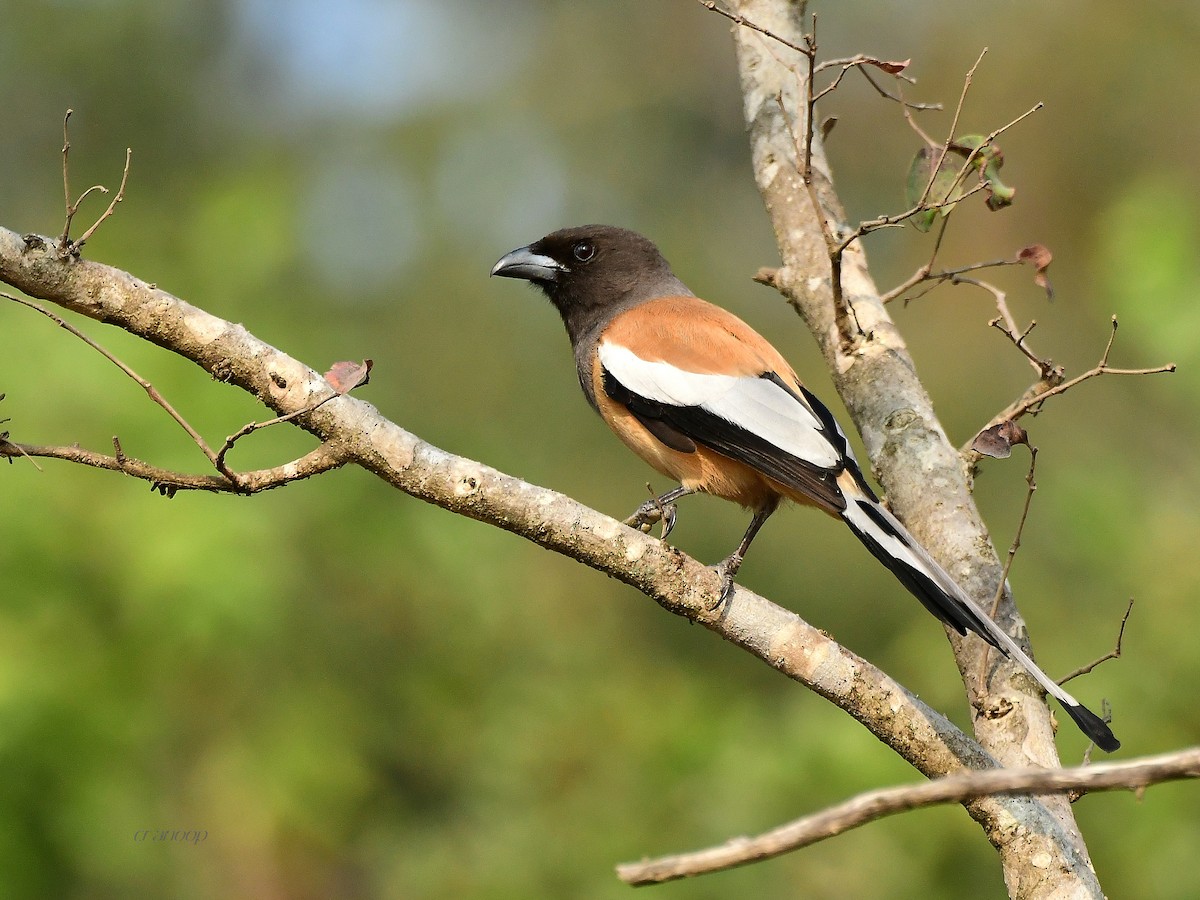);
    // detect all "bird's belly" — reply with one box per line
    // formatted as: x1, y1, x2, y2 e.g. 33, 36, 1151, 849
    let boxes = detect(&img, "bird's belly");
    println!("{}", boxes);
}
603, 403, 780, 510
